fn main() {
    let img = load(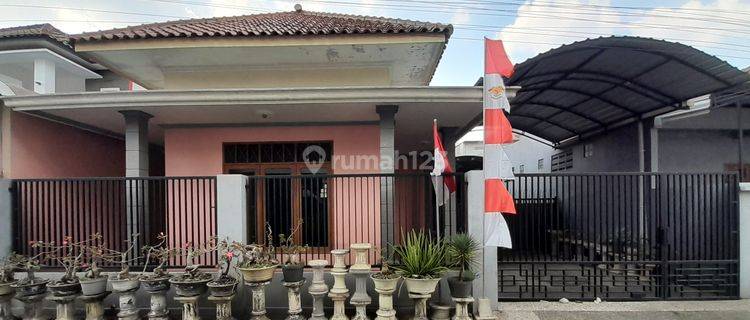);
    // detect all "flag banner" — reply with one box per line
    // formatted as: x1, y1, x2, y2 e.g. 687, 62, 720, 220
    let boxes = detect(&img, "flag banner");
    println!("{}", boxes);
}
432, 120, 456, 206
483, 38, 516, 248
